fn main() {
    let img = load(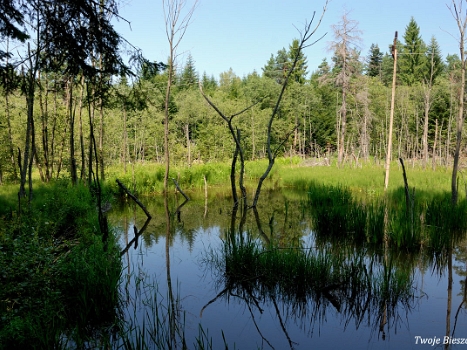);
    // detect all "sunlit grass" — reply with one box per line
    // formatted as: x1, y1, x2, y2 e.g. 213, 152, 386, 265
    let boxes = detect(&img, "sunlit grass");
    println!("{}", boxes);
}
105, 158, 457, 200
